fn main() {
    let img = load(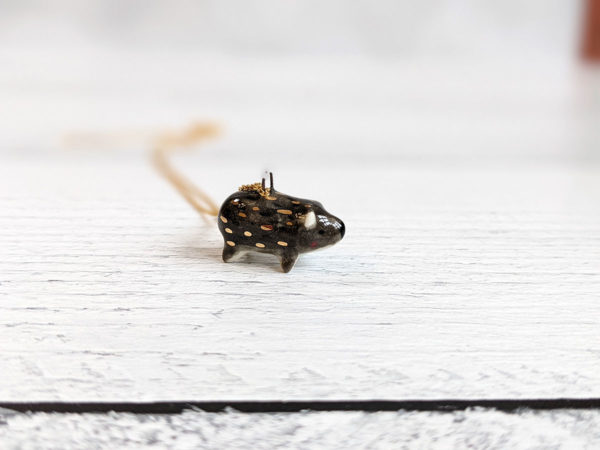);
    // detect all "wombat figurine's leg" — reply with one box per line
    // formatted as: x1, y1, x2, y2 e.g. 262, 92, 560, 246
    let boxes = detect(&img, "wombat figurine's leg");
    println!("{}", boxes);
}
222, 244, 239, 262
280, 249, 299, 273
